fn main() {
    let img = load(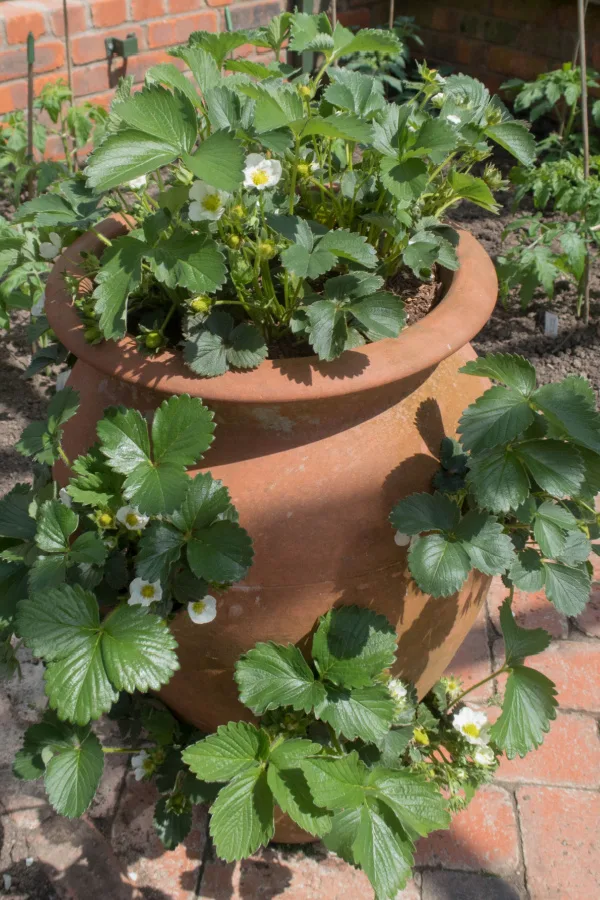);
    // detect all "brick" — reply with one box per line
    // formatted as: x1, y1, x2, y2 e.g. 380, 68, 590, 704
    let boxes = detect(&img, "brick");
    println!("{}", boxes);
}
443, 605, 493, 702
493, 638, 600, 712
496, 711, 600, 788
47, 0, 89, 36
90, 0, 127, 28
125, 48, 181, 83
199, 848, 420, 899
147, 12, 218, 49
416, 785, 520, 876
422, 870, 525, 900
576, 587, 600, 637
73, 61, 112, 97
131, 0, 166, 17
0, 40, 63, 83
487, 576, 568, 640
517, 786, 600, 899
483, 16, 518, 45
338, 9, 371, 28
431, 8, 455, 32
229, 1, 283, 31
0, 81, 27, 115
491, 0, 552, 23
71, 25, 145, 65
206, 0, 232, 6
112, 773, 207, 899
4, 9, 46, 45
487, 46, 550, 80
169, 0, 202, 11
